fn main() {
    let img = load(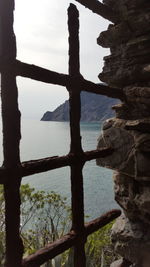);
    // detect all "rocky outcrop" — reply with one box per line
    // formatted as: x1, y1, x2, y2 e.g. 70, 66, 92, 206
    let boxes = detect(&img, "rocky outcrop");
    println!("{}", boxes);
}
97, 1, 150, 266
41, 91, 118, 122
41, 100, 69, 121
111, 214, 150, 266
